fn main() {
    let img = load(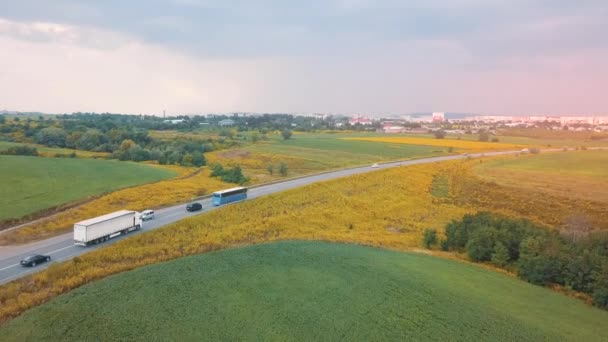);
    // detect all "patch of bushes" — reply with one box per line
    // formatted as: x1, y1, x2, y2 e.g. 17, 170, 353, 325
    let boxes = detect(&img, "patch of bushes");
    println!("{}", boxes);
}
210, 164, 249, 184
0, 146, 38, 156
441, 212, 608, 309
